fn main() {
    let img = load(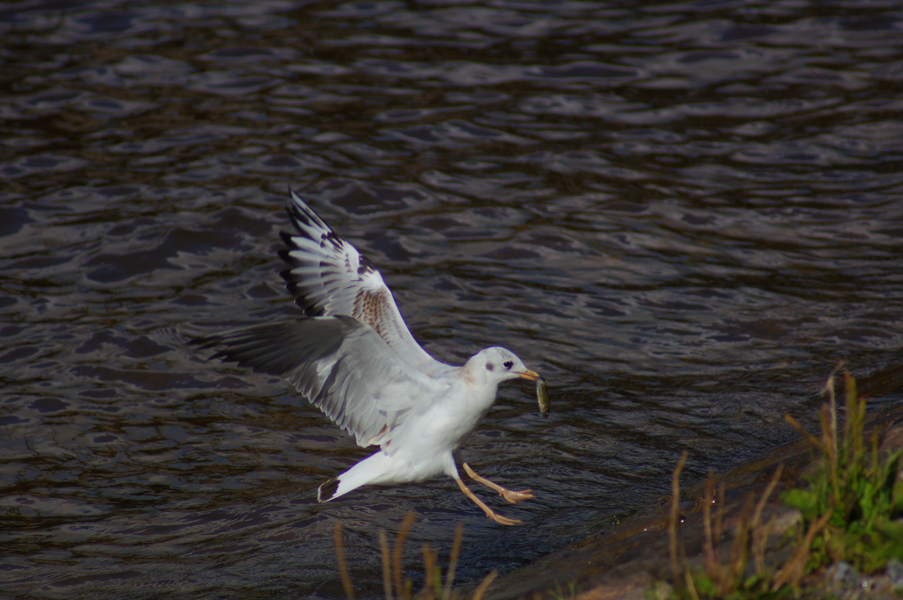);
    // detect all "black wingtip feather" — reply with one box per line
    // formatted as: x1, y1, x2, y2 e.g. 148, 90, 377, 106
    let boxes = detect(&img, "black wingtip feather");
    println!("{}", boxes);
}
279, 265, 325, 317
287, 204, 314, 231
278, 231, 295, 248
285, 192, 328, 234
